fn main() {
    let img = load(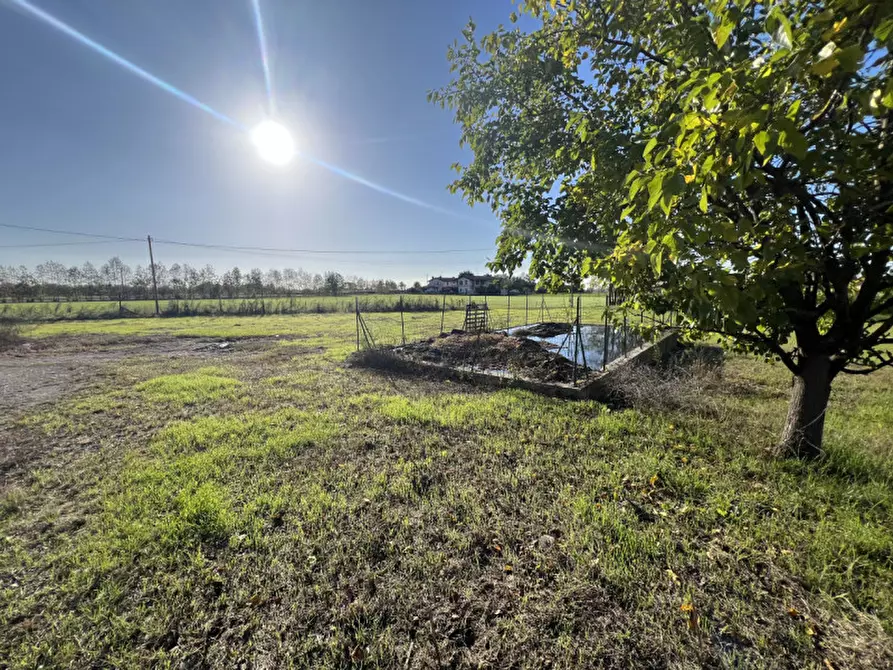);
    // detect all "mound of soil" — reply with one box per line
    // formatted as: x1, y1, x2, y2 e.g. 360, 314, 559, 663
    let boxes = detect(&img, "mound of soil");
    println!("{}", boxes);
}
510, 322, 573, 338
397, 331, 587, 384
